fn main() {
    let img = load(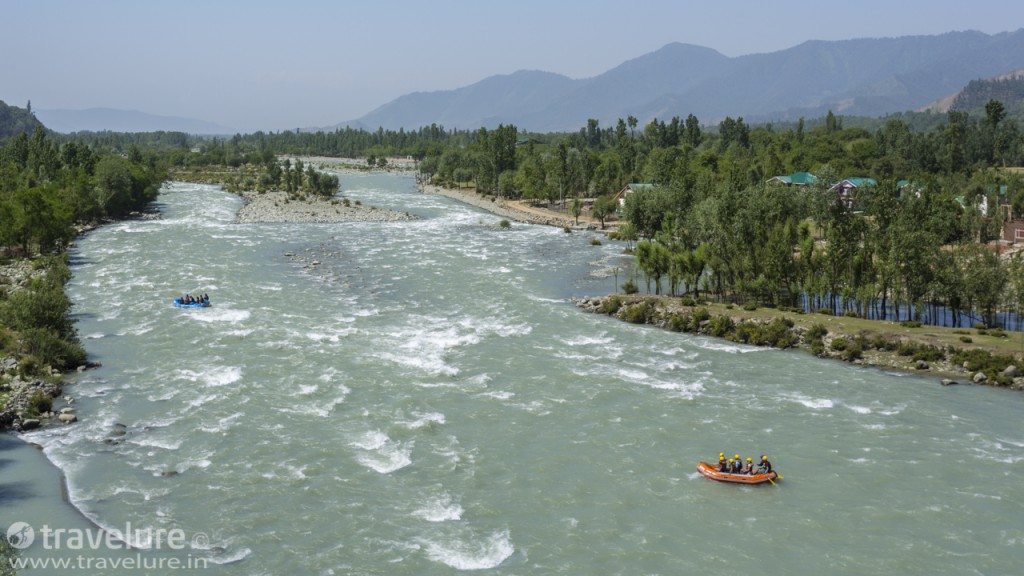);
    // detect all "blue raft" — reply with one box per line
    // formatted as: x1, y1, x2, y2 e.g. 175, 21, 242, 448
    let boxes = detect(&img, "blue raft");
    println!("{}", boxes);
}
173, 298, 210, 309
